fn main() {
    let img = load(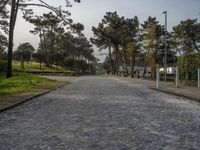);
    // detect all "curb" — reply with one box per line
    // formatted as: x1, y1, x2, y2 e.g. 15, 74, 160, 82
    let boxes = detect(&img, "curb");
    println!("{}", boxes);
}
150, 87, 200, 103
0, 82, 70, 113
